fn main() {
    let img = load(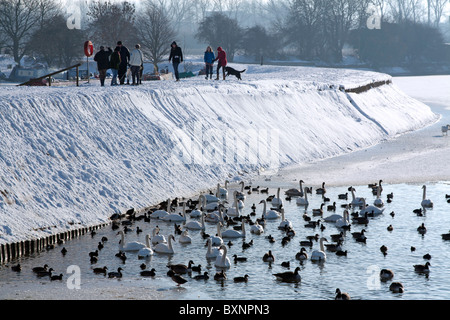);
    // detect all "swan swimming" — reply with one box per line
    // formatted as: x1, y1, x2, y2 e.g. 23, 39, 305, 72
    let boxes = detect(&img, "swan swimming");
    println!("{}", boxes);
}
206, 238, 222, 259
154, 234, 175, 254
271, 188, 283, 209
151, 227, 166, 245
149, 198, 171, 219
118, 231, 146, 252
215, 245, 231, 269
311, 237, 327, 262
260, 199, 280, 220
421, 185, 433, 208
285, 180, 304, 197
137, 234, 154, 258
221, 221, 246, 238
